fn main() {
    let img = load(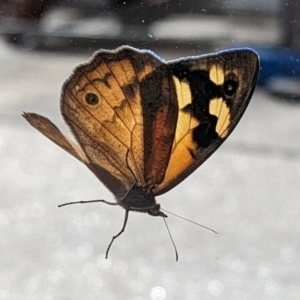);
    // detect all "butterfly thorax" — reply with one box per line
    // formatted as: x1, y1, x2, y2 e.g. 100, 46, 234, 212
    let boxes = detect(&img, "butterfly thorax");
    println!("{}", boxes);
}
119, 184, 167, 217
